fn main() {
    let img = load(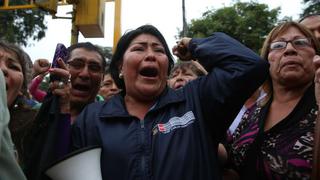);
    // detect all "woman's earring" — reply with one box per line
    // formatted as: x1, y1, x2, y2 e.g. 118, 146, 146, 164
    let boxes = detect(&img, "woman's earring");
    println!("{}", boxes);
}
119, 73, 123, 79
